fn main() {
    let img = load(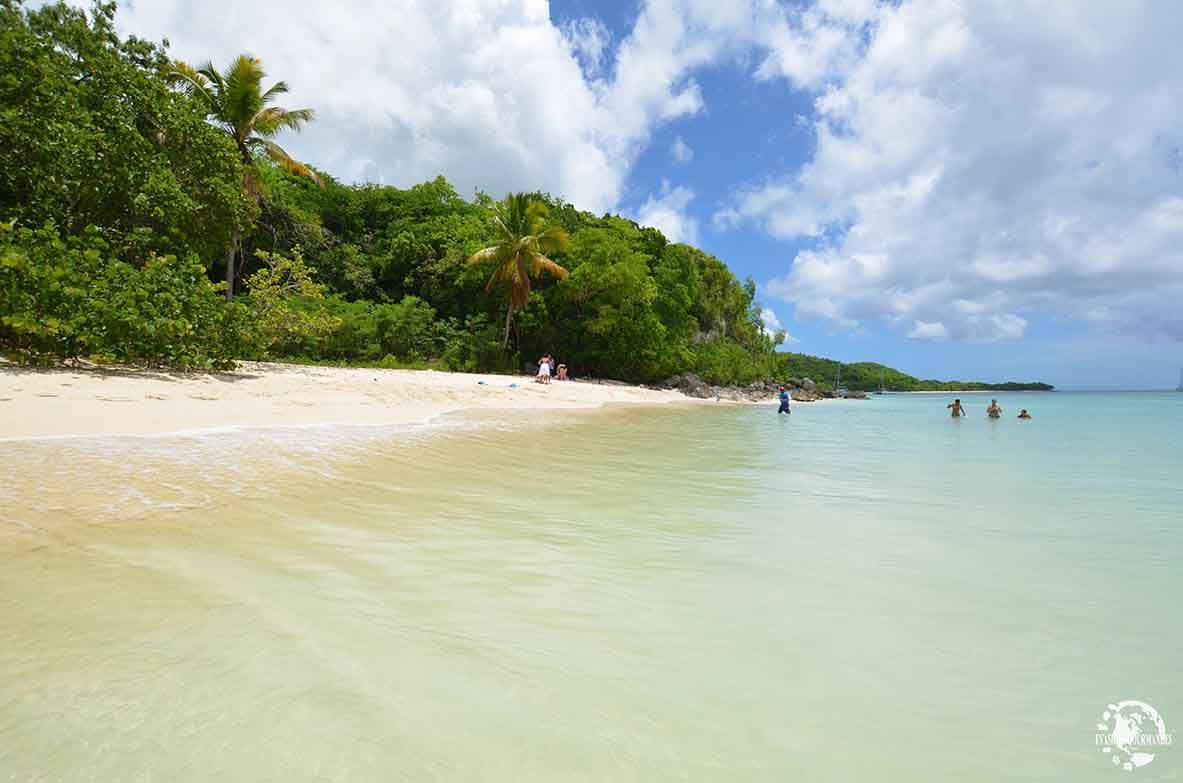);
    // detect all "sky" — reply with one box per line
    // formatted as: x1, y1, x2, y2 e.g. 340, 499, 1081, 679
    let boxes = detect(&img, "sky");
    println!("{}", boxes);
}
91, 0, 1183, 388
